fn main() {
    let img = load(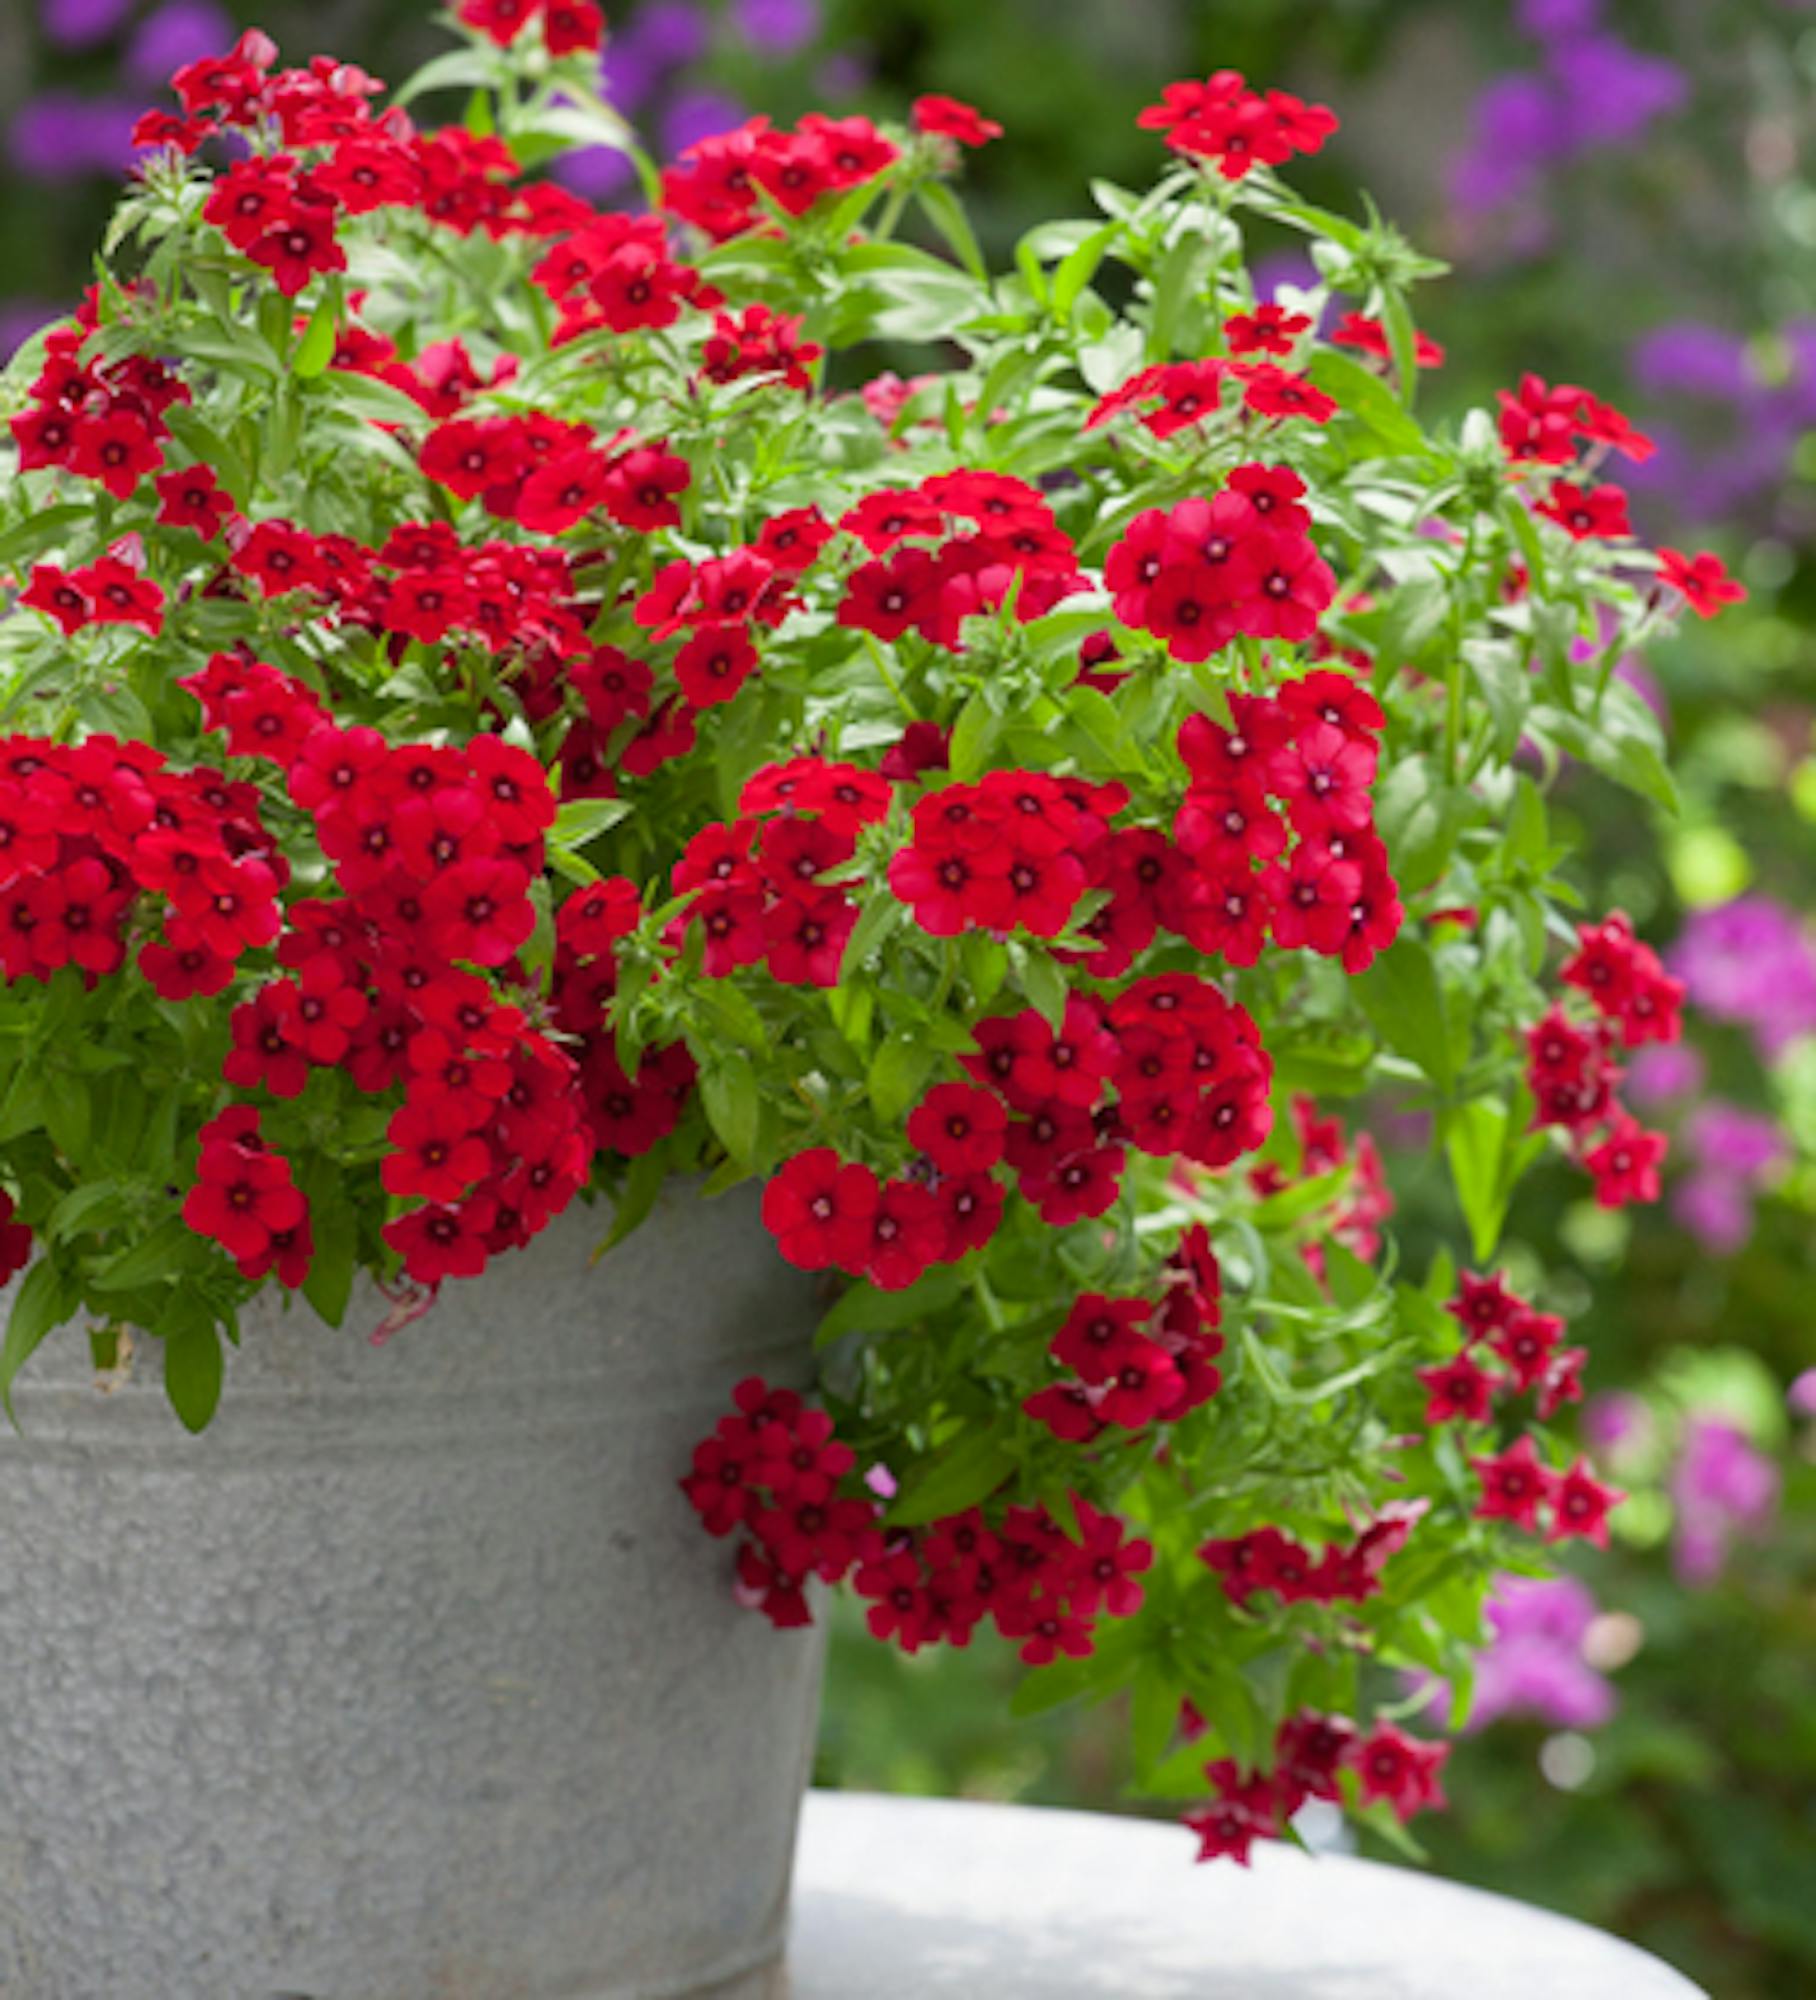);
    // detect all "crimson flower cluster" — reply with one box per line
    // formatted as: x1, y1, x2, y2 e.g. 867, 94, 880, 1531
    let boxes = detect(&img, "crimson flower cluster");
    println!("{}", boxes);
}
661, 112, 901, 242
1105, 472, 1337, 660
0, 733, 282, 990
853, 1497, 1154, 1663
1525, 912, 1680, 1208
1192, 1712, 1448, 1864
1248, 1094, 1395, 1271
170, 663, 617, 1288
1089, 360, 1338, 440
670, 758, 889, 986
1185, 1715, 1446, 1865
1174, 676, 1400, 973
1136, 72, 1338, 180
137, 29, 595, 260
457, 0, 604, 58
1024, 1225, 1225, 1440
1199, 1503, 1425, 1609
10, 315, 188, 506
834, 471, 1082, 648
181, 1105, 310, 1284
1419, 1268, 1586, 1428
